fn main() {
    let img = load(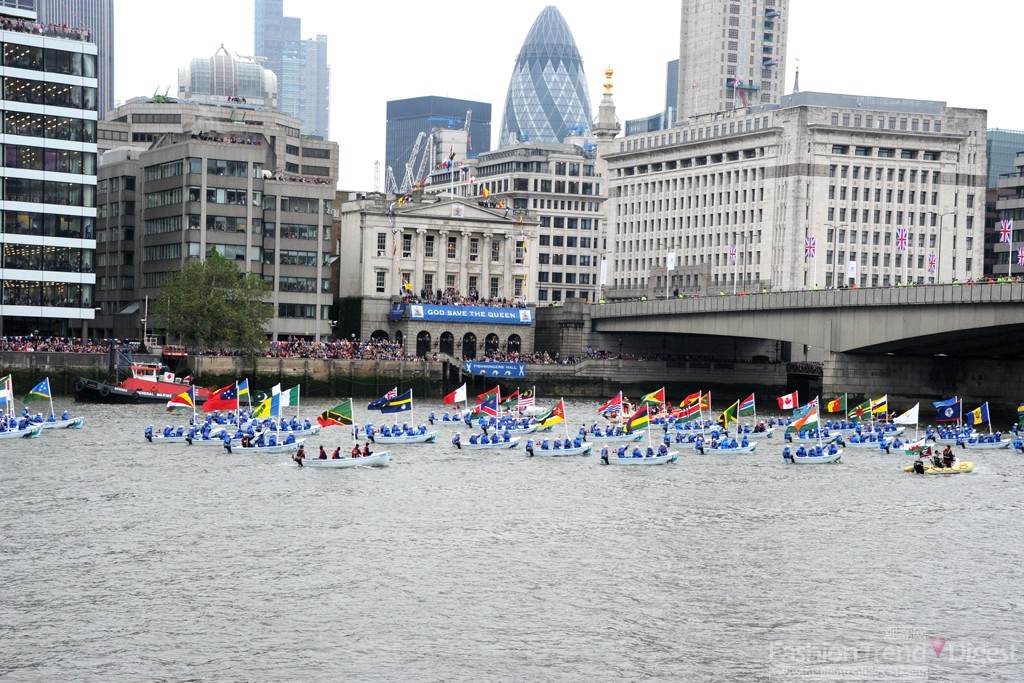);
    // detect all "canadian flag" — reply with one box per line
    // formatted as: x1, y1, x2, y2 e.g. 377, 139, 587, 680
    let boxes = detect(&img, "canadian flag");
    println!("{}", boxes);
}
777, 391, 798, 410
